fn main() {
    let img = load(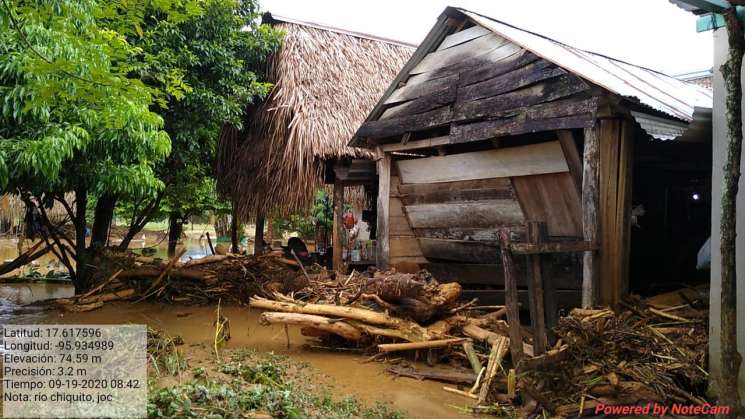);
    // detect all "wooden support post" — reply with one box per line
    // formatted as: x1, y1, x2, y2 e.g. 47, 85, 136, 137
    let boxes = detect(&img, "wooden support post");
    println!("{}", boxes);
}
542, 256, 557, 345
376, 147, 391, 270
498, 229, 524, 363
332, 178, 344, 272
253, 215, 265, 256
597, 118, 634, 307
581, 125, 600, 307
557, 130, 583, 195
526, 222, 548, 355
